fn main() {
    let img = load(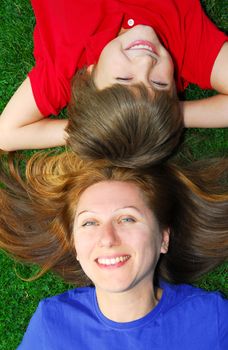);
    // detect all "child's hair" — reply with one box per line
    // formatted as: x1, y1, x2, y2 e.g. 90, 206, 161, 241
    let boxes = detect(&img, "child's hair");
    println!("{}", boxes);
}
0, 151, 227, 285
66, 70, 183, 168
